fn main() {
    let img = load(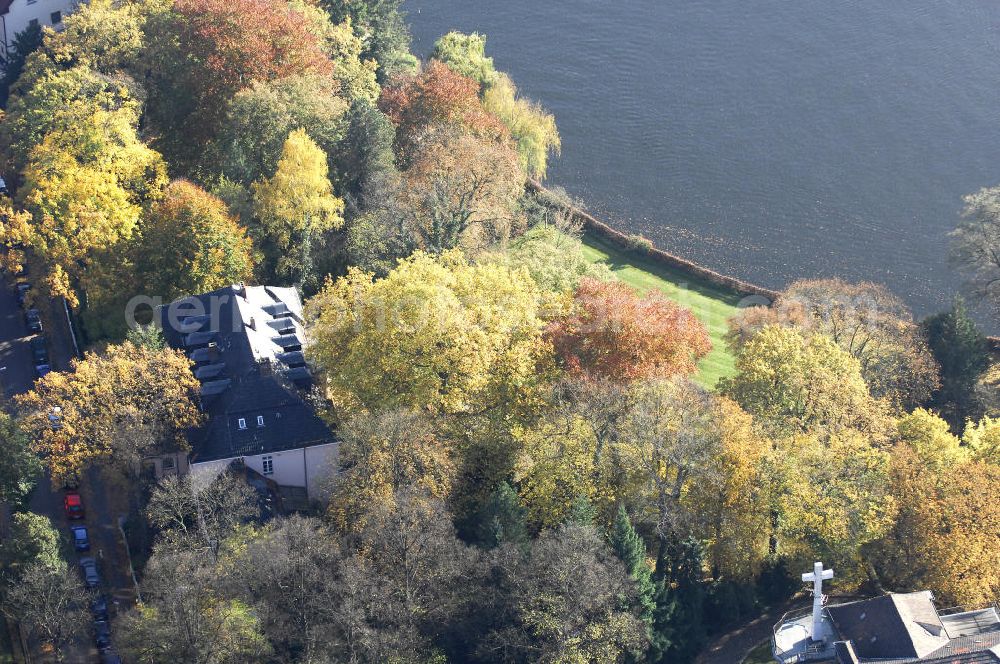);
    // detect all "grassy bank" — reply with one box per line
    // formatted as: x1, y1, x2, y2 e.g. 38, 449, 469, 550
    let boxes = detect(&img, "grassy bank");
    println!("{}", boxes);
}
579, 235, 744, 388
